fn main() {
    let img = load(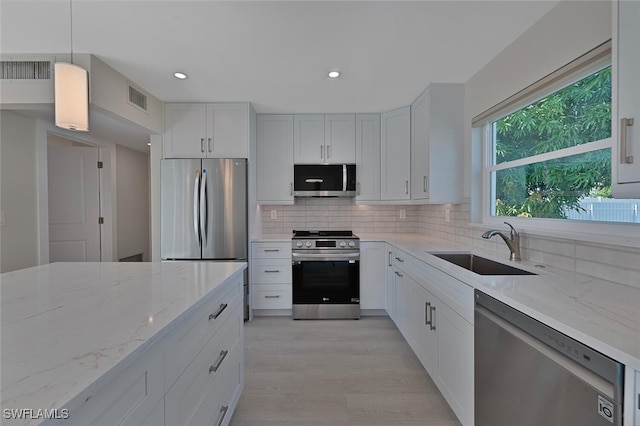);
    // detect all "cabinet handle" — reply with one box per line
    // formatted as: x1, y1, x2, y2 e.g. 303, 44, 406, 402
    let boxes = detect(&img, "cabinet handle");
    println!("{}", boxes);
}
209, 349, 229, 373
388, 251, 392, 267
208, 303, 228, 321
425, 301, 431, 326
394, 271, 403, 277
357, 182, 361, 196
620, 117, 634, 164
215, 405, 229, 426
321, 145, 324, 160
200, 138, 205, 153
405, 180, 409, 195
264, 249, 280, 252
265, 295, 281, 299
208, 137, 213, 153
423, 176, 428, 193
429, 305, 436, 331
264, 270, 280, 273
290, 182, 293, 196
395, 256, 404, 263
327, 144, 331, 158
